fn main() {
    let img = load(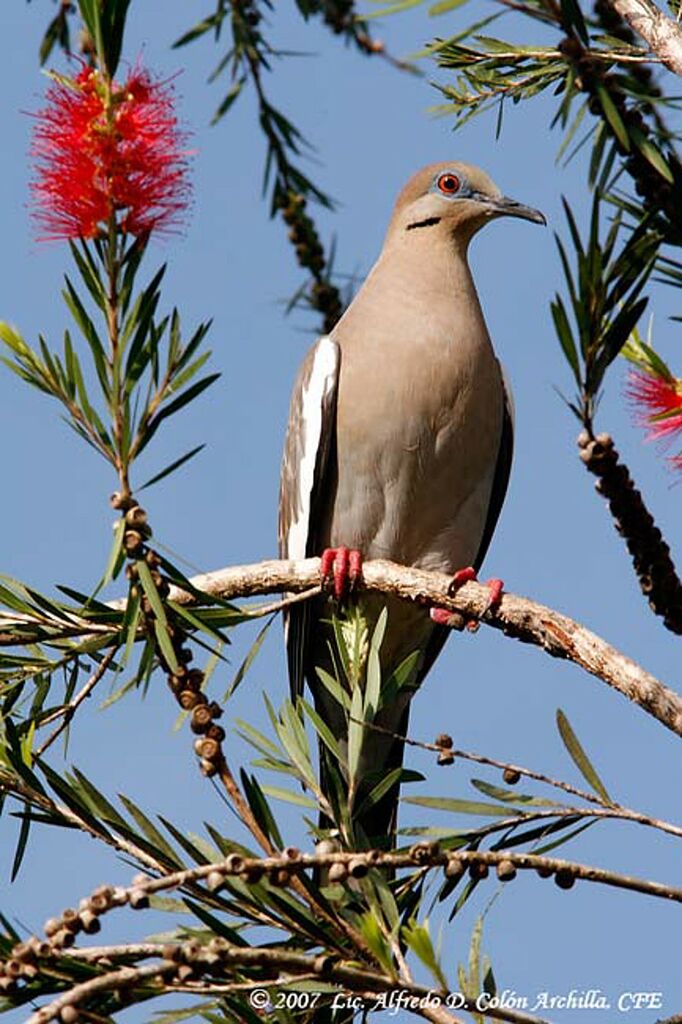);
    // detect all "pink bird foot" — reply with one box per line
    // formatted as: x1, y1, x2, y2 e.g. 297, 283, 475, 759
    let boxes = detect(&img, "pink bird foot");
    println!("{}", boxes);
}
320, 547, 363, 600
430, 566, 504, 631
